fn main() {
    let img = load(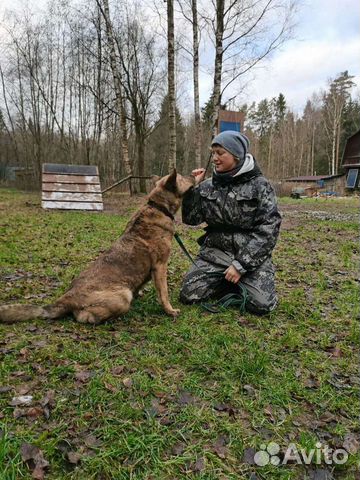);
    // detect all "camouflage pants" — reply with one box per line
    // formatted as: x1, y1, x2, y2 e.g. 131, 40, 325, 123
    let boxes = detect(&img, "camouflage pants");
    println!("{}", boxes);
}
179, 249, 278, 315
